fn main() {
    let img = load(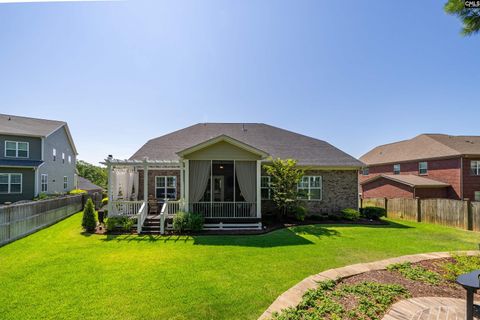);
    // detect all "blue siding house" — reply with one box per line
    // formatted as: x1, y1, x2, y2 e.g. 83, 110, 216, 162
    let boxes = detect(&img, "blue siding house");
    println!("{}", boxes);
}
0, 114, 78, 204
